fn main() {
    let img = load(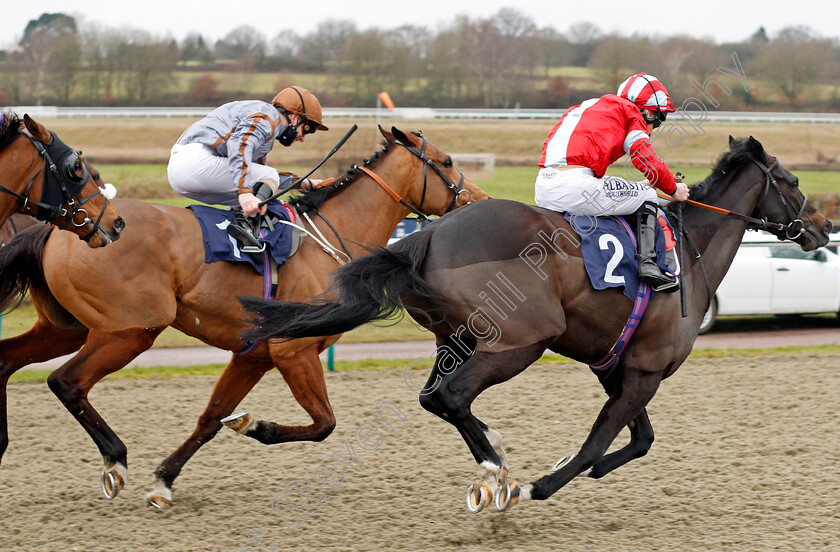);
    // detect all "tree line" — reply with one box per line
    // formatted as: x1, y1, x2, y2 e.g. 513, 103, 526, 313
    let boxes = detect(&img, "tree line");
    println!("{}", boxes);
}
1, 10, 838, 110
